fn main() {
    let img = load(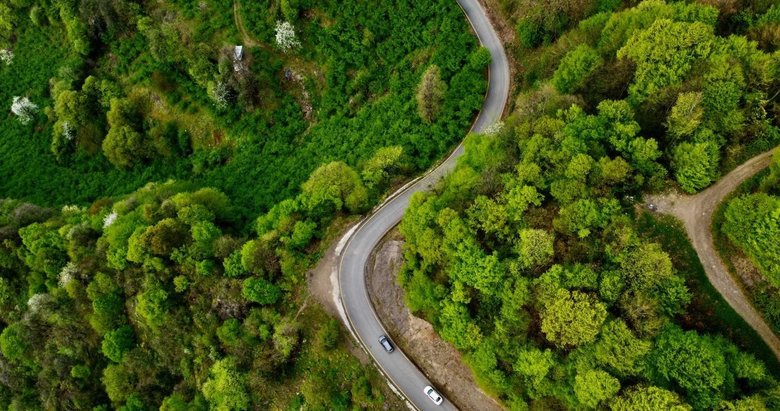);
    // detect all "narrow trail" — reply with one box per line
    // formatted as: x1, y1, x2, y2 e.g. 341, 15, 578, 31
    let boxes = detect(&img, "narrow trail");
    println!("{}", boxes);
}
233, 1, 263, 49
647, 148, 780, 360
